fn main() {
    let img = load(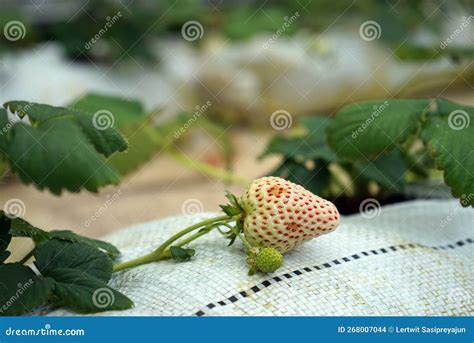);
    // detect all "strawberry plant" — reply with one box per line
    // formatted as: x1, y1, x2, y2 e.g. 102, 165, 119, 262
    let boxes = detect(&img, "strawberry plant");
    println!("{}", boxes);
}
0, 101, 135, 314
0, 95, 248, 315
1, 172, 340, 314
112, 176, 340, 275
263, 98, 474, 211
0, 97, 336, 315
